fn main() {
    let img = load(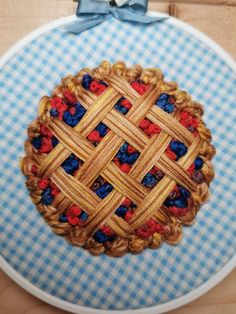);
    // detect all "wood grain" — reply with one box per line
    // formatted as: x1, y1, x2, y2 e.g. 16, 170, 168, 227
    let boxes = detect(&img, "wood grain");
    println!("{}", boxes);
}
0, 269, 235, 314
0, 1, 236, 58
73, 0, 236, 7
161, 0, 236, 6
0, 1, 235, 314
